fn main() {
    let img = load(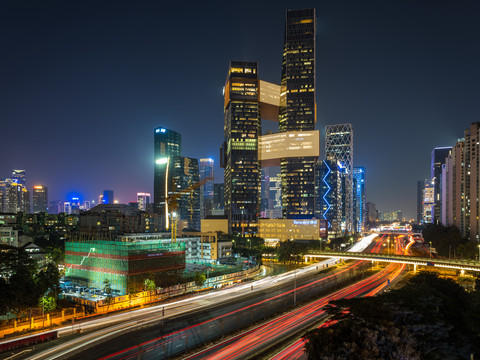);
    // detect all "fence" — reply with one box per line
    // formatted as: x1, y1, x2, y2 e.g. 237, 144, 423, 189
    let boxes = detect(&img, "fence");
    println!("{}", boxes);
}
0, 265, 260, 340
